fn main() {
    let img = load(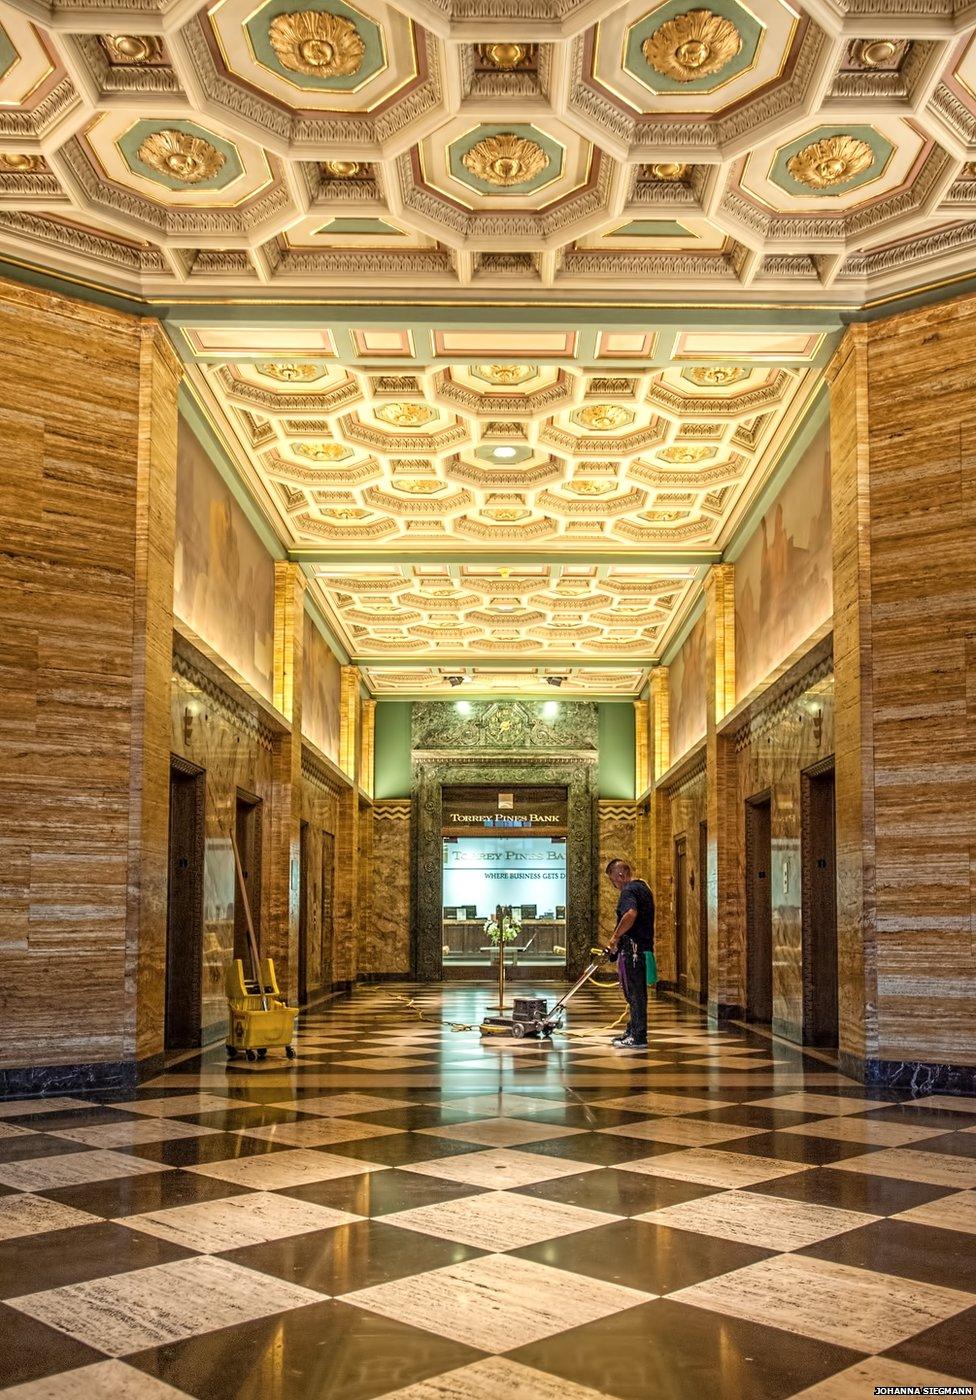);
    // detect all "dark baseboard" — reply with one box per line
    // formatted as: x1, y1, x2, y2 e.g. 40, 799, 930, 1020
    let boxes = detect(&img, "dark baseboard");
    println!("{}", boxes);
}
709, 1001, 746, 1022
357, 971, 413, 983
0, 1059, 139, 1100
136, 1051, 165, 1083
330, 979, 354, 995
839, 1052, 976, 1096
